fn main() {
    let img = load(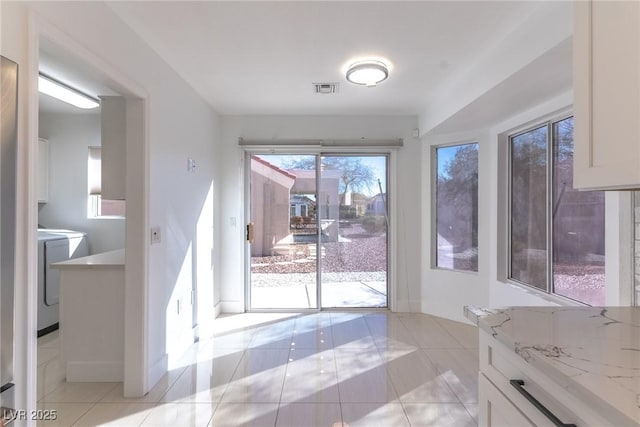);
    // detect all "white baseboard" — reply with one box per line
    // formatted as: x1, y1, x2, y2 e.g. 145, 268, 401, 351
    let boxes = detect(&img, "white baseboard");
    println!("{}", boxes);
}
408, 299, 422, 312
66, 361, 123, 382
395, 299, 422, 313
214, 300, 222, 318
197, 315, 216, 342
221, 300, 244, 313
147, 354, 168, 392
